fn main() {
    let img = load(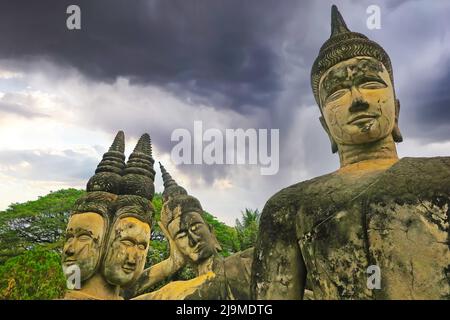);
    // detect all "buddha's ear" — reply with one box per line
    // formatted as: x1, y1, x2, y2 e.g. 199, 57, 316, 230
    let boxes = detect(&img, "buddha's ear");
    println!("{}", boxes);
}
392, 99, 403, 143
208, 224, 222, 252
319, 115, 338, 153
